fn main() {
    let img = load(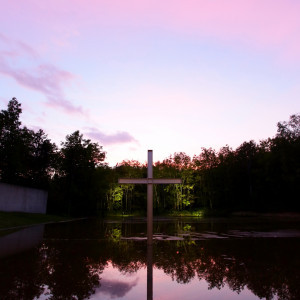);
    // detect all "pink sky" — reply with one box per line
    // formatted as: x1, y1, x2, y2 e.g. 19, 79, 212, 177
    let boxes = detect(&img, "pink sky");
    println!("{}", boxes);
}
0, 0, 299, 165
